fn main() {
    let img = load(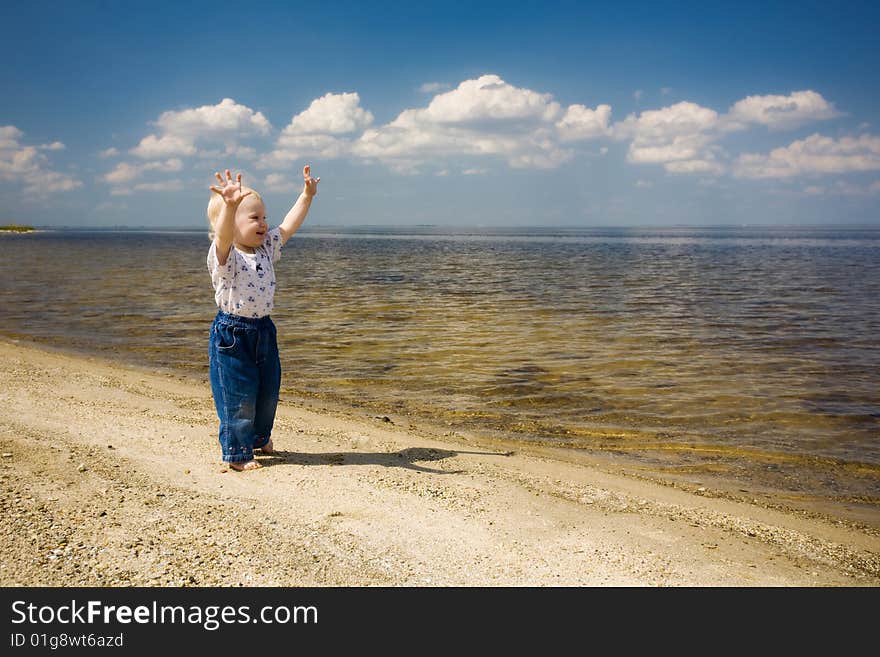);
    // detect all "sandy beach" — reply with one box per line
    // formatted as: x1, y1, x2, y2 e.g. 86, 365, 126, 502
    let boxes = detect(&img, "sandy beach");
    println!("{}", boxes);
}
0, 336, 877, 587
